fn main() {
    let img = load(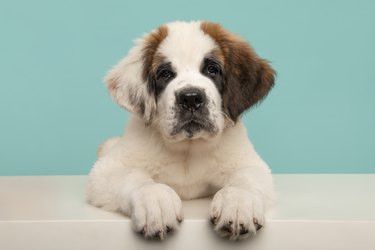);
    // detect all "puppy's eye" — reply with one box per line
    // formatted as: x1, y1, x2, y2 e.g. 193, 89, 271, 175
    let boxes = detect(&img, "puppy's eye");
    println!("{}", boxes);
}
207, 64, 219, 76
159, 70, 173, 80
